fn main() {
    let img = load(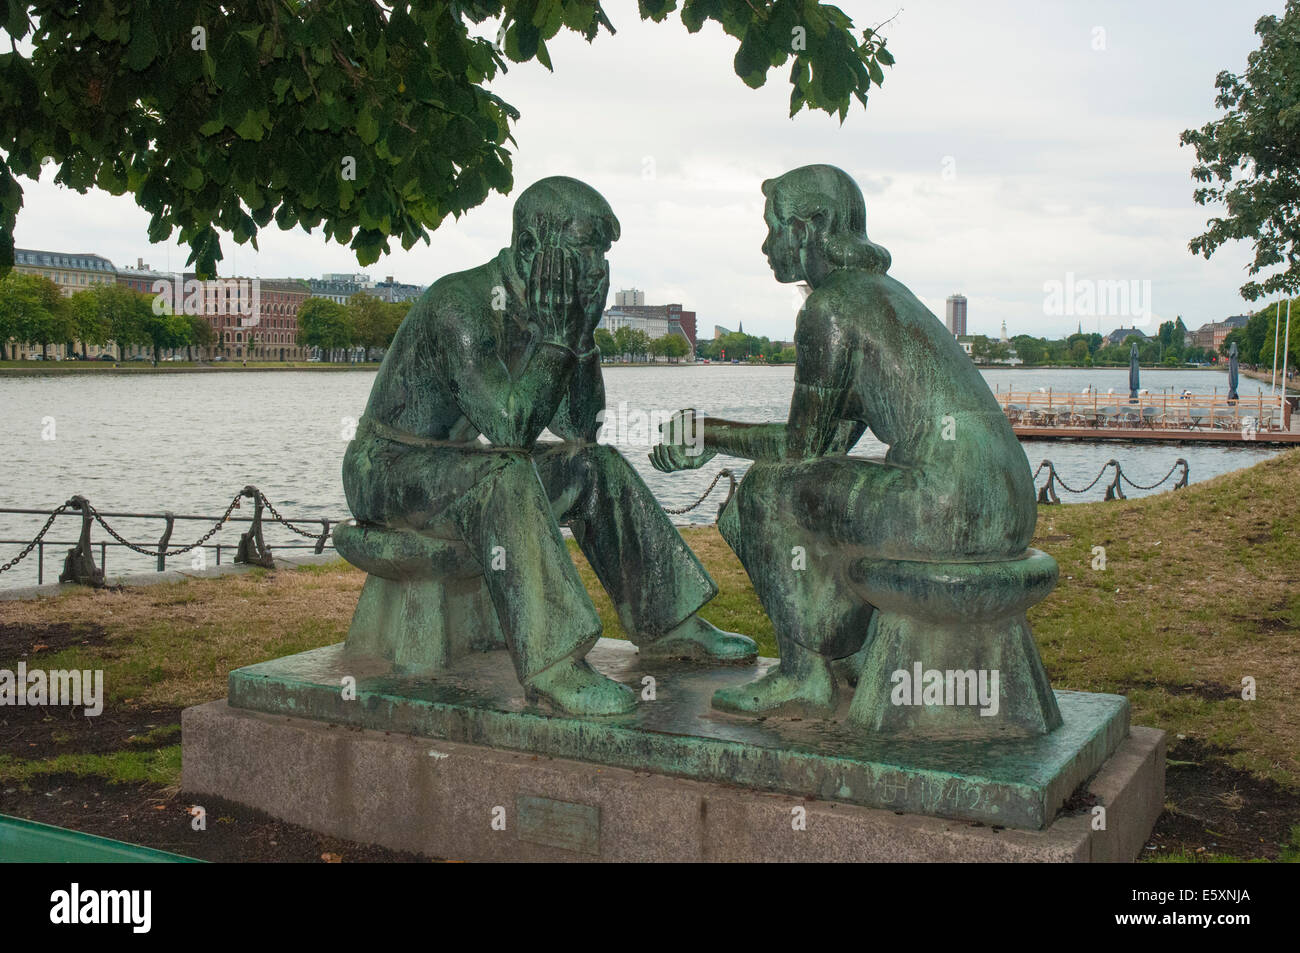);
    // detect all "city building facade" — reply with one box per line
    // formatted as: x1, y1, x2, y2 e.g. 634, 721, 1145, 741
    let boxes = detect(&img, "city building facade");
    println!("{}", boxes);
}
10, 248, 118, 358
4, 246, 417, 362
599, 300, 697, 351
372, 275, 424, 304
308, 275, 372, 305
1104, 325, 1149, 346
1192, 315, 1250, 352
945, 294, 968, 337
